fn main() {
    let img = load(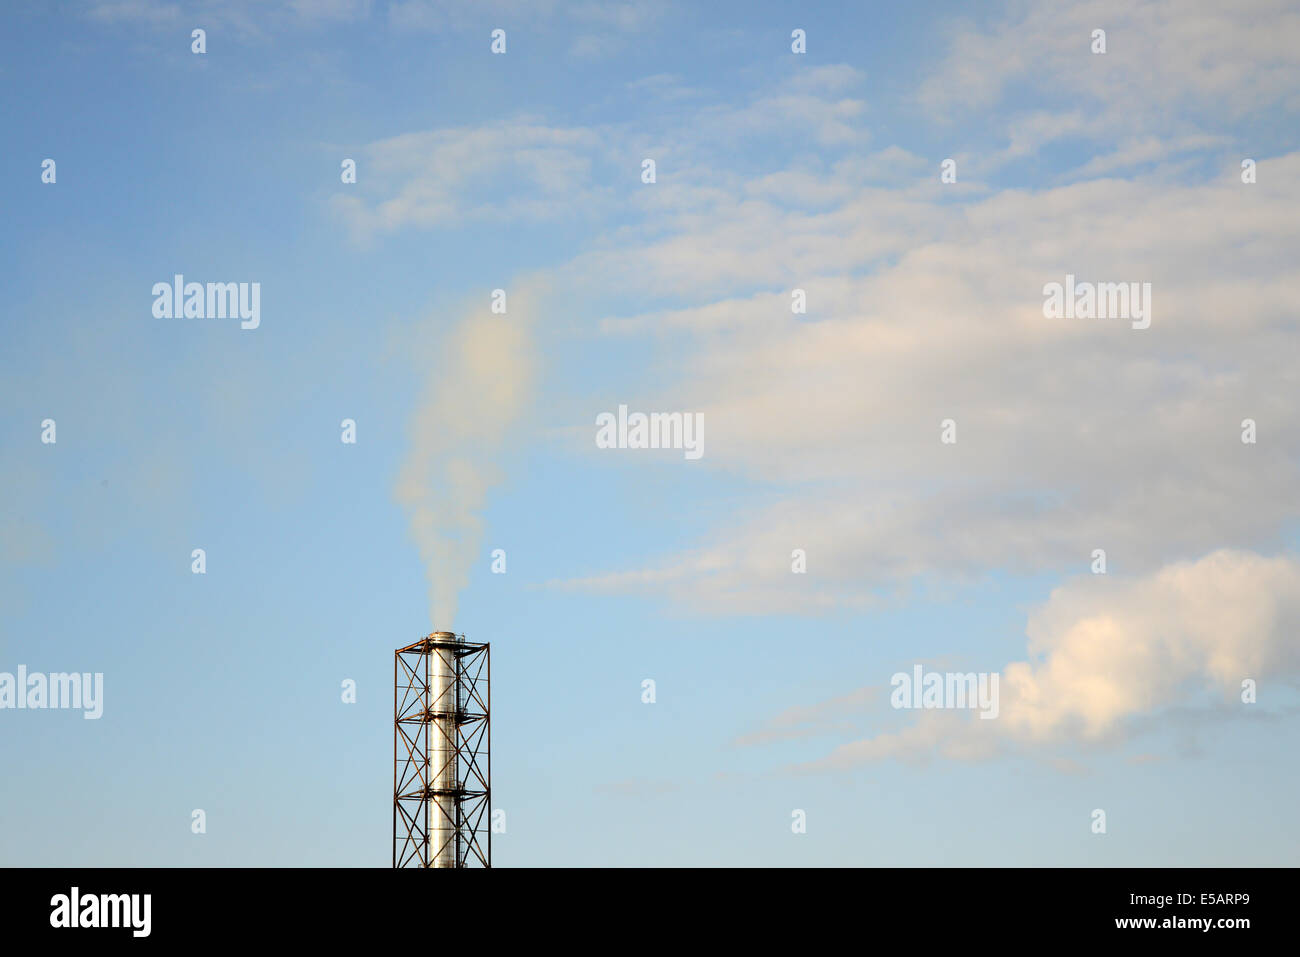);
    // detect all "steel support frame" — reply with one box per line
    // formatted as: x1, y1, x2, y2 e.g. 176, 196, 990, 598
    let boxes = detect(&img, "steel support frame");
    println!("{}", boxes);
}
393, 634, 491, 868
